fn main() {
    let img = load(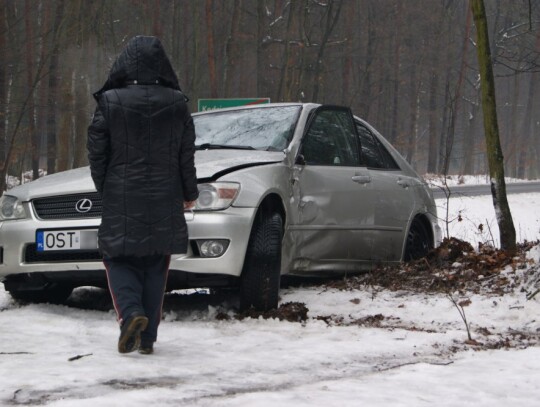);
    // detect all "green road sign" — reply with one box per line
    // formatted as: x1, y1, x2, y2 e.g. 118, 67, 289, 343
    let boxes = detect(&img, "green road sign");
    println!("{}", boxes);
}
197, 98, 270, 112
